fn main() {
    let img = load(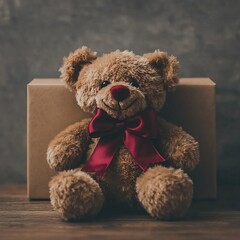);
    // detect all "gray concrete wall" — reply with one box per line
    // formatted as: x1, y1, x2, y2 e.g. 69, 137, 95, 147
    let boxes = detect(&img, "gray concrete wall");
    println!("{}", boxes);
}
0, 0, 239, 185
